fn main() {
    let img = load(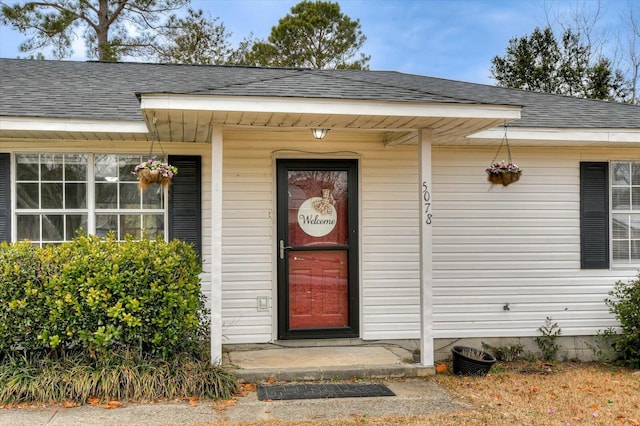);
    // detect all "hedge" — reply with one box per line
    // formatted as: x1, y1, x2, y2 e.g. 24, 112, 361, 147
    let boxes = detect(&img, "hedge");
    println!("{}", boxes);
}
0, 234, 205, 358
